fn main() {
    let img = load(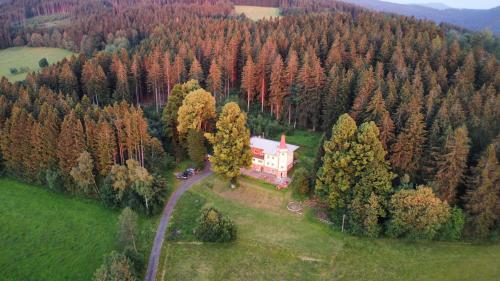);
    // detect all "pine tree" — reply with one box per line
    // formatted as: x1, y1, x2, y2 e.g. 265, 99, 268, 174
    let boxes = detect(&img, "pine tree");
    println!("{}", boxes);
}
57, 110, 85, 178
269, 55, 286, 120
189, 58, 204, 83
82, 60, 109, 106
146, 50, 162, 112
205, 102, 252, 184
58, 62, 78, 96
433, 126, 470, 204
207, 58, 222, 101
241, 55, 256, 111
390, 110, 426, 178
95, 118, 116, 176
130, 53, 142, 104
465, 143, 499, 238
113, 60, 130, 102
316, 114, 394, 236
